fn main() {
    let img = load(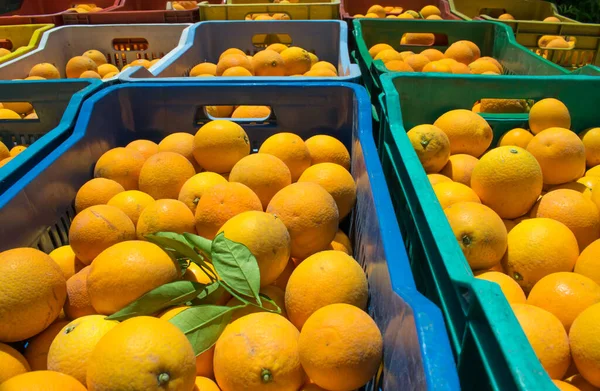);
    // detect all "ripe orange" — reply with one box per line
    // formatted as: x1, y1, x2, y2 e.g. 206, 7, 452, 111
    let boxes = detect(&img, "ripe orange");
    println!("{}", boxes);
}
216, 54, 253, 76
0, 342, 30, 384
444, 42, 476, 65
93, 147, 146, 191
455, 40, 481, 59
498, 128, 534, 149
368, 43, 394, 58
579, 128, 600, 167
222, 66, 253, 77
298, 303, 382, 391
79, 70, 101, 79
420, 48, 446, 62
433, 109, 493, 157
374, 49, 403, 64
311, 61, 337, 74
569, 302, 600, 387
206, 105, 234, 118
384, 60, 414, 72
498, 13, 515, 20
96, 63, 119, 78
87, 316, 196, 390
136, 199, 195, 240
138, 152, 196, 200
330, 229, 352, 255
29, 63, 60, 79
575, 239, 600, 285
439, 154, 479, 186
158, 132, 201, 170
423, 60, 453, 73
229, 154, 292, 210
471, 146, 543, 219
252, 49, 285, 76
87, 241, 179, 315
529, 98, 571, 134
66, 56, 98, 78
219, 48, 245, 60
0, 248, 66, 342
405, 54, 431, 72
428, 173, 452, 186
226, 285, 287, 321
549, 178, 595, 200
23, 320, 69, 370
258, 133, 311, 182
231, 105, 271, 119
266, 43, 289, 53
0, 371, 86, 391
433, 182, 481, 209
281, 47, 312, 75
304, 68, 337, 77
476, 271, 526, 304
193, 120, 250, 174
74, 177, 125, 213
468, 59, 501, 74
564, 374, 597, 391
125, 139, 158, 160
190, 62, 217, 77
553, 380, 581, 391
82, 50, 107, 66
49, 245, 85, 280
305, 135, 351, 171
407, 124, 451, 173
285, 250, 367, 329
194, 377, 220, 391
64, 266, 97, 320
214, 313, 305, 391
502, 218, 579, 292
107, 190, 155, 226
178, 172, 228, 214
